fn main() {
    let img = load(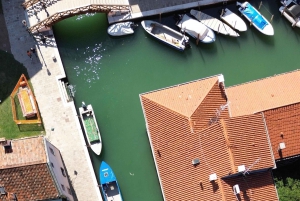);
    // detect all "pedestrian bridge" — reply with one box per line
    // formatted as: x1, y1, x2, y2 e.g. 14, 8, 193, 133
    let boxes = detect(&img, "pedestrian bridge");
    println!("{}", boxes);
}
23, 0, 130, 33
